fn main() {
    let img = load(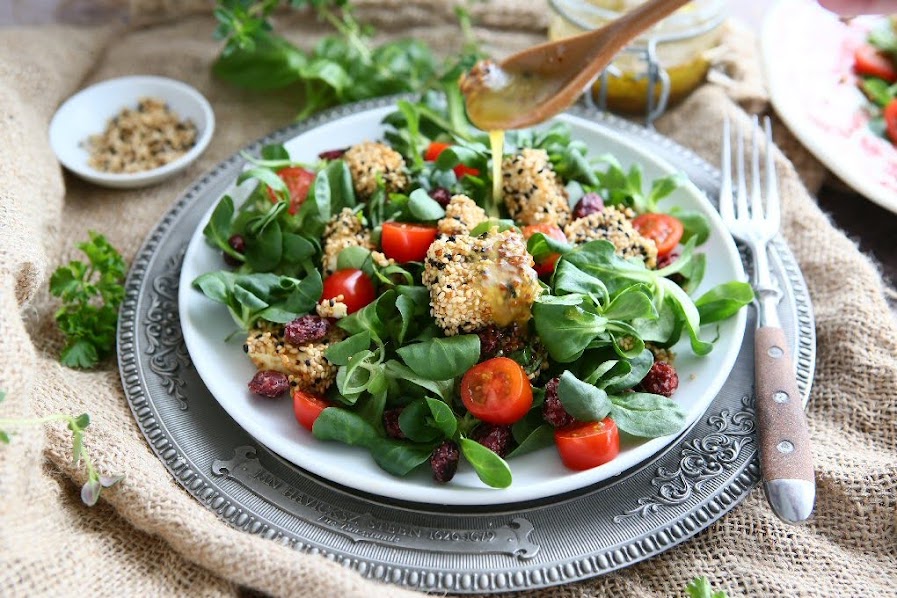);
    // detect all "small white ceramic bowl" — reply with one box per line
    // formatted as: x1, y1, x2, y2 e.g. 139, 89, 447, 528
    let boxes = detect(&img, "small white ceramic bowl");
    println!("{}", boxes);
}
49, 75, 215, 189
